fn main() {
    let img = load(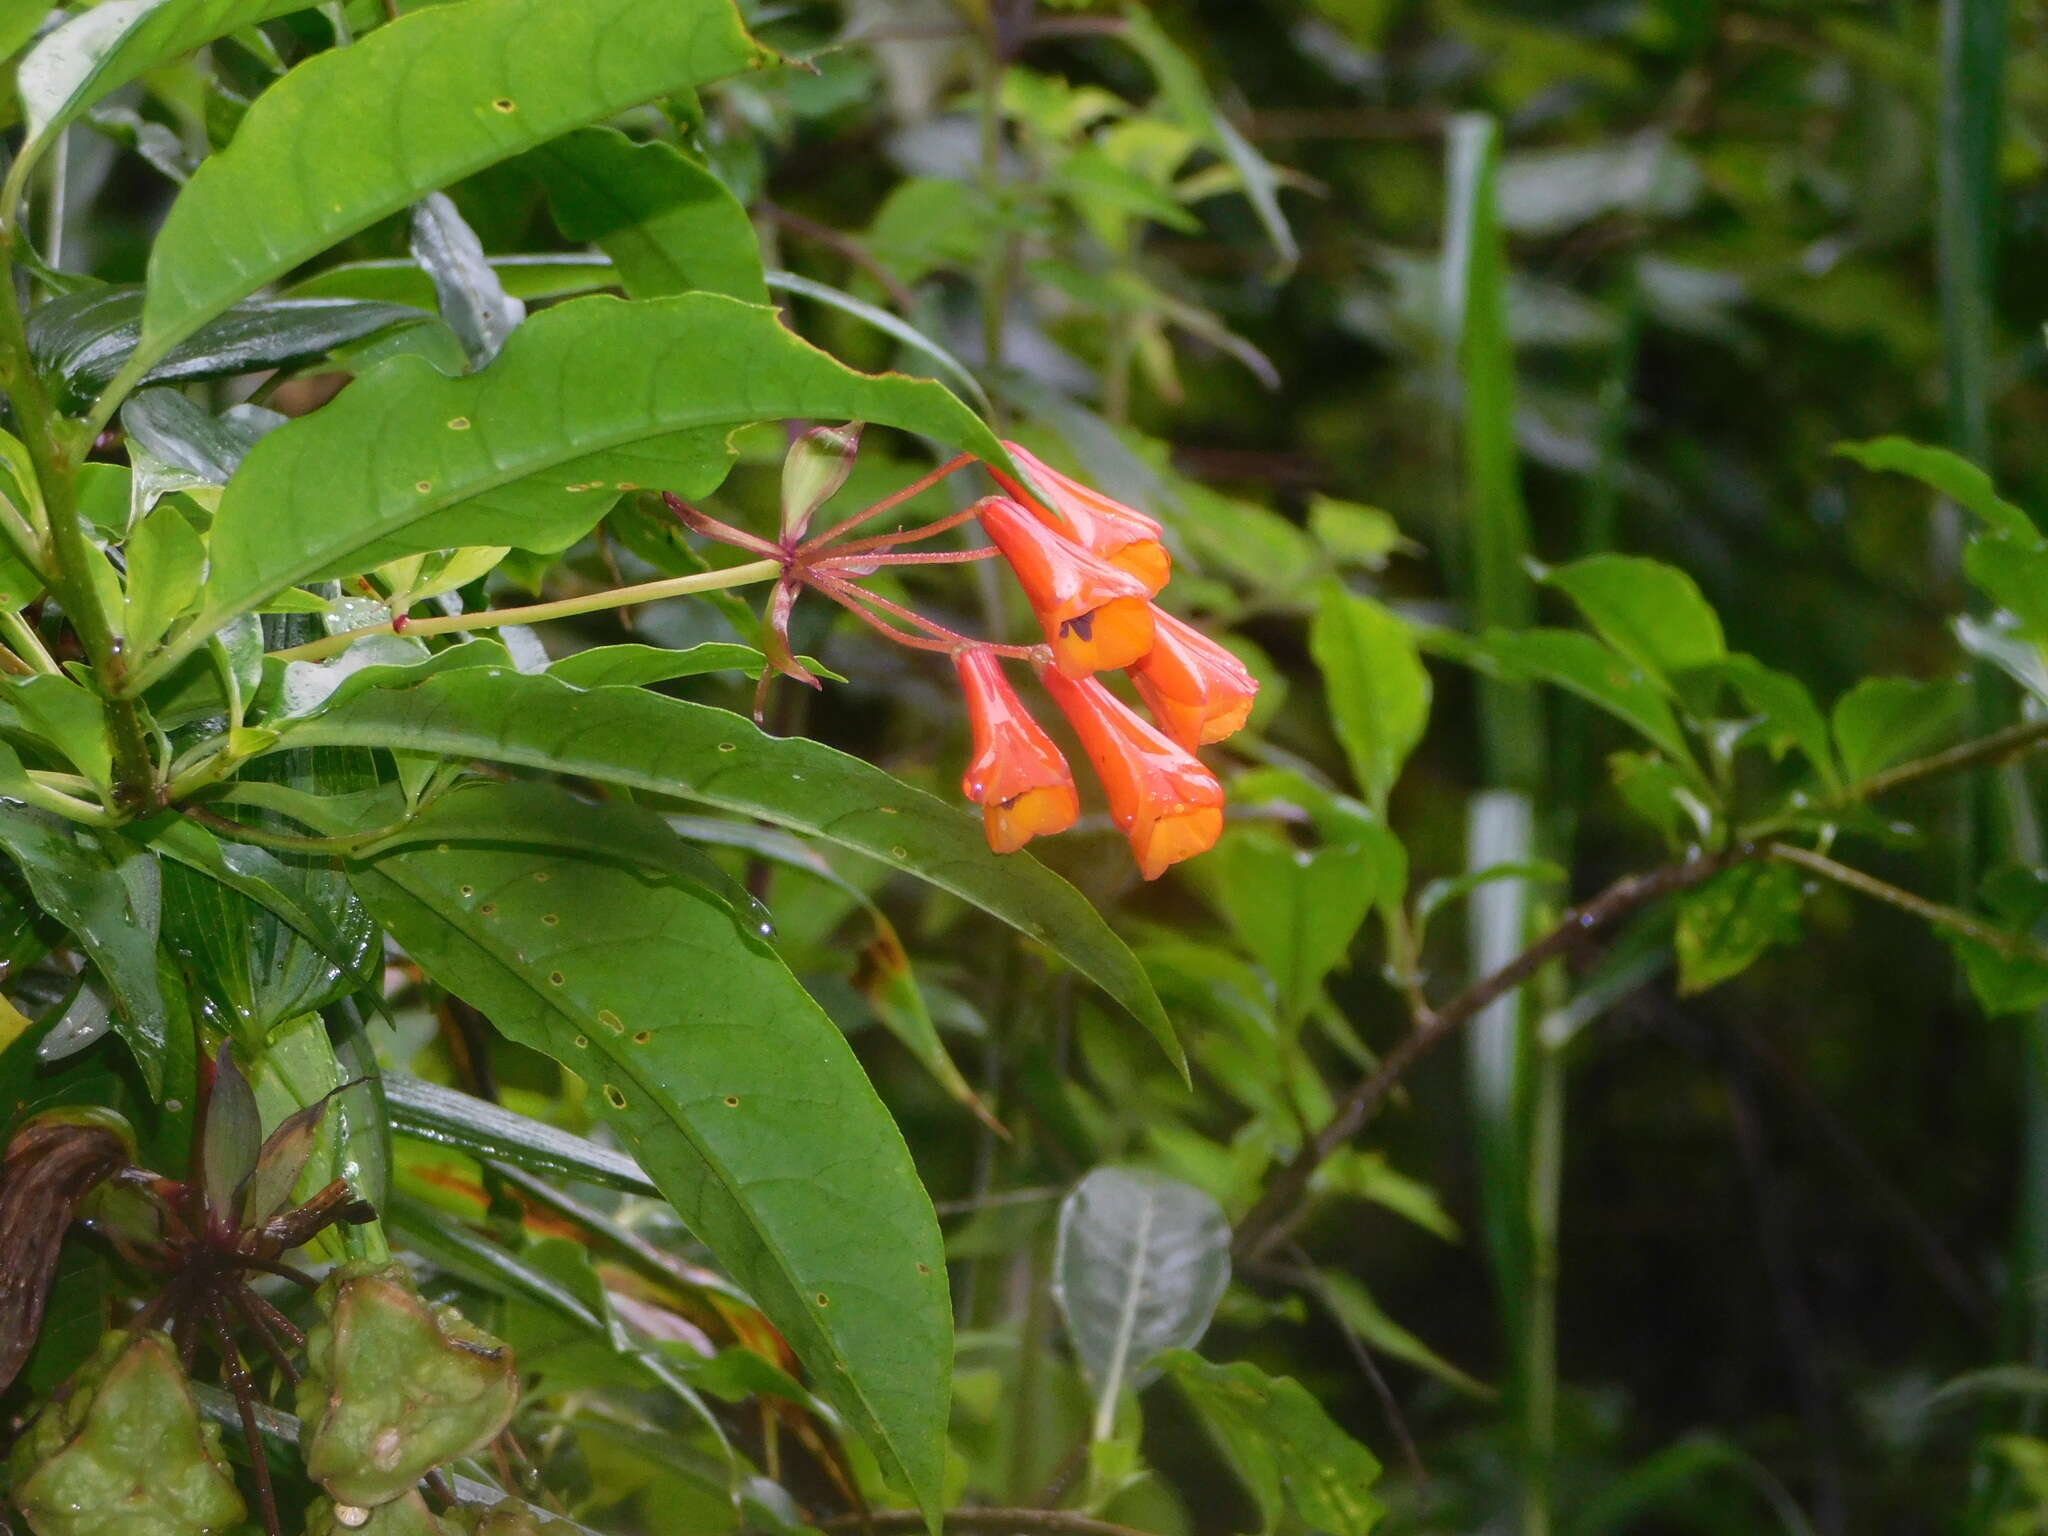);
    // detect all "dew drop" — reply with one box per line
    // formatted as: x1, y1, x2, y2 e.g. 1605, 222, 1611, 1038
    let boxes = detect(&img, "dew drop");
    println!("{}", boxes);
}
603, 1084, 627, 1109
164, 1100, 184, 1114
